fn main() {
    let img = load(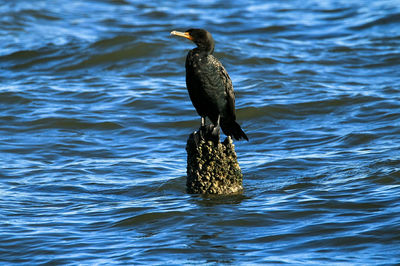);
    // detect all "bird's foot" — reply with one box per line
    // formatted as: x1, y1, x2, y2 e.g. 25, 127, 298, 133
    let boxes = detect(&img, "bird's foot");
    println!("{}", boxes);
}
198, 125, 207, 140
193, 125, 209, 148
194, 124, 220, 147
193, 130, 201, 148
210, 124, 221, 144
